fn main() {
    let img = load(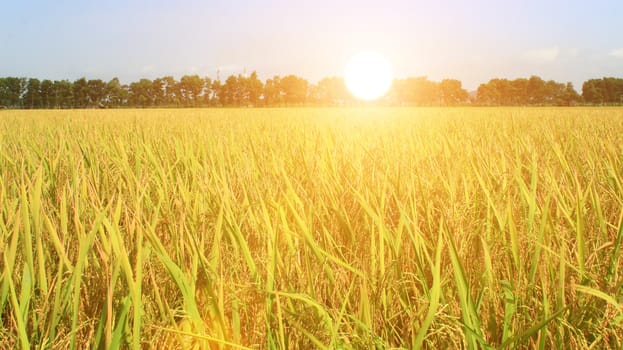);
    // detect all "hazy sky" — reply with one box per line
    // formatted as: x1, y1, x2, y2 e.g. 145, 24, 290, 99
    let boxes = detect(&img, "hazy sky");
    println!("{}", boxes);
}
2, 0, 622, 90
